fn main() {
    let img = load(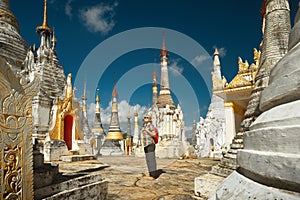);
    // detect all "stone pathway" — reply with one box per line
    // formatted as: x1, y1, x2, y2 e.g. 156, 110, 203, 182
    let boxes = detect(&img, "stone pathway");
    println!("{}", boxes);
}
57, 156, 221, 200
